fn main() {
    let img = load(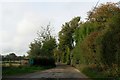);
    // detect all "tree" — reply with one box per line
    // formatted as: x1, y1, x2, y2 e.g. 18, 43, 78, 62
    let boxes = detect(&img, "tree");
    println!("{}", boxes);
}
100, 13, 120, 66
28, 24, 56, 58
66, 46, 70, 65
27, 24, 57, 66
88, 2, 120, 23
28, 40, 42, 58
73, 22, 98, 44
72, 22, 99, 66
5, 53, 17, 61
42, 37, 57, 57
58, 17, 80, 63
53, 48, 61, 62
